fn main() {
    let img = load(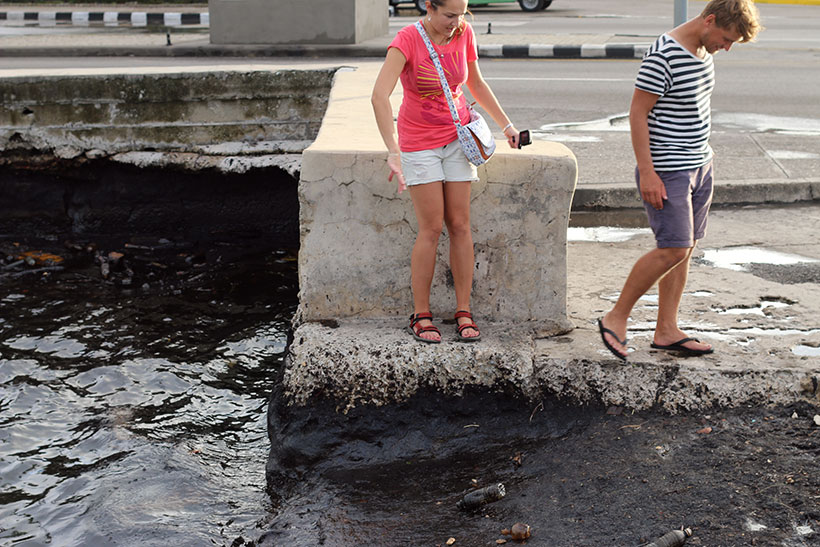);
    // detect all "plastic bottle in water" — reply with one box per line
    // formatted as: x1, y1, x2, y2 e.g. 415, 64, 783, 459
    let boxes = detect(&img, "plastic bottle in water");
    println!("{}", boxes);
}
456, 483, 506, 510
644, 528, 693, 547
